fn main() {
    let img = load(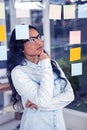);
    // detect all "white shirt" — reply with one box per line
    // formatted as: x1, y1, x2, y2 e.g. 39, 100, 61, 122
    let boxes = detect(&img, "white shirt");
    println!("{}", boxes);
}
11, 58, 74, 130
